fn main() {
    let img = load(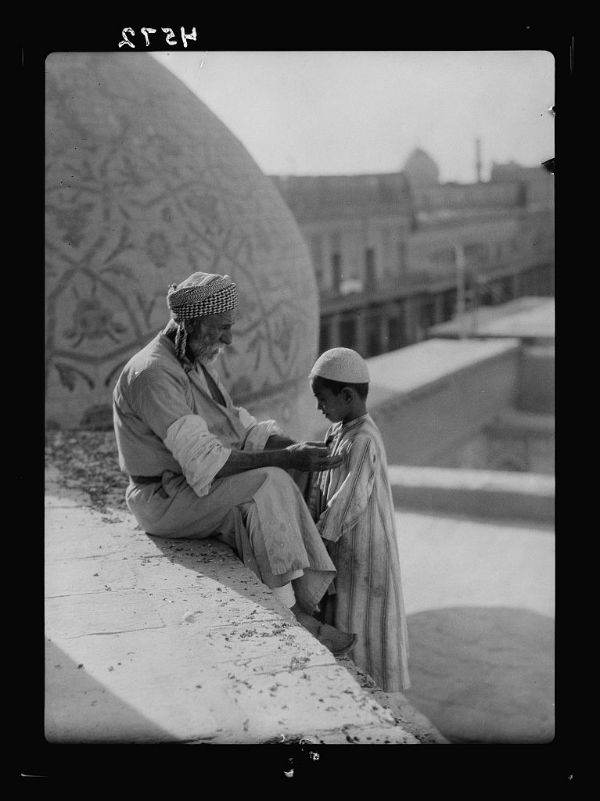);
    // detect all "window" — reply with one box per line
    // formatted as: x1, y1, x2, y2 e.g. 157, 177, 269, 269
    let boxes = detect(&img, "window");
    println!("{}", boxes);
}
366, 314, 382, 357
319, 320, 331, 352
311, 235, 323, 269
311, 234, 323, 287
443, 289, 457, 321
398, 240, 407, 274
339, 317, 356, 349
420, 299, 436, 330
365, 248, 376, 288
387, 315, 402, 350
381, 227, 391, 258
331, 252, 342, 293
464, 243, 488, 265
429, 247, 455, 268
